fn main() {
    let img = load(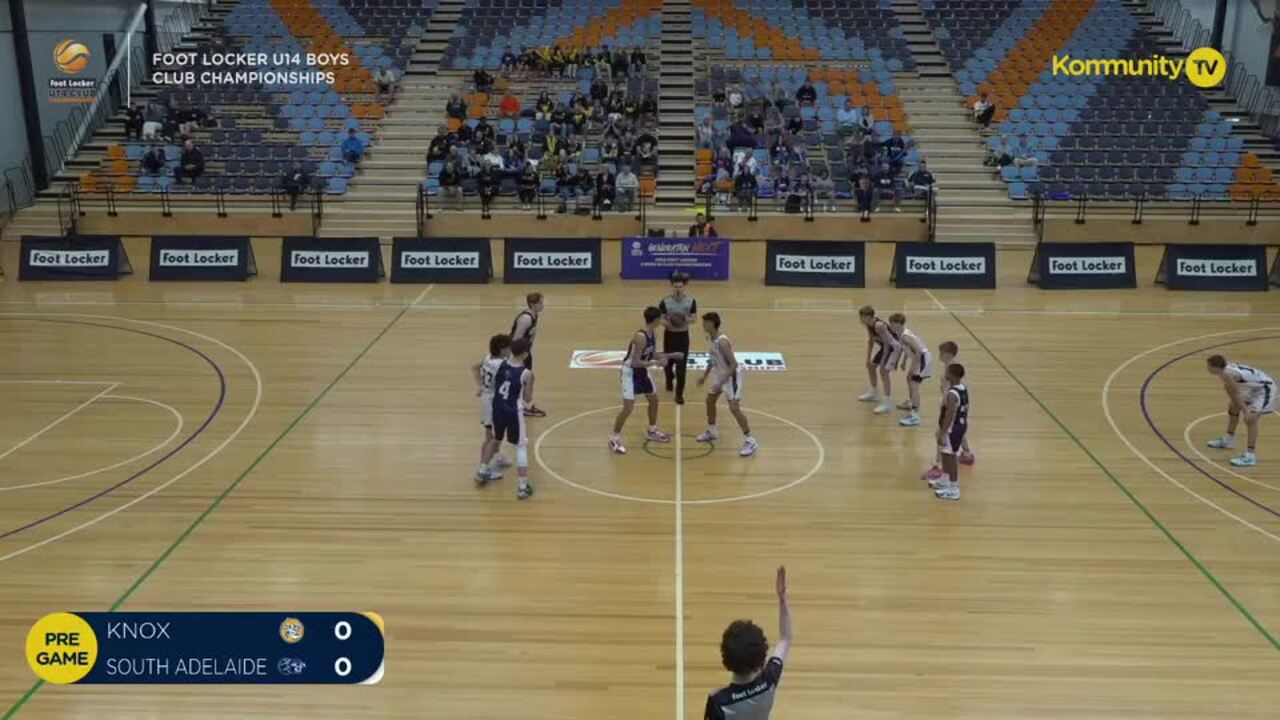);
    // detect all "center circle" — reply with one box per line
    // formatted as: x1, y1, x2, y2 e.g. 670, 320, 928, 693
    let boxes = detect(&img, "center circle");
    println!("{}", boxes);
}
533, 405, 825, 505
